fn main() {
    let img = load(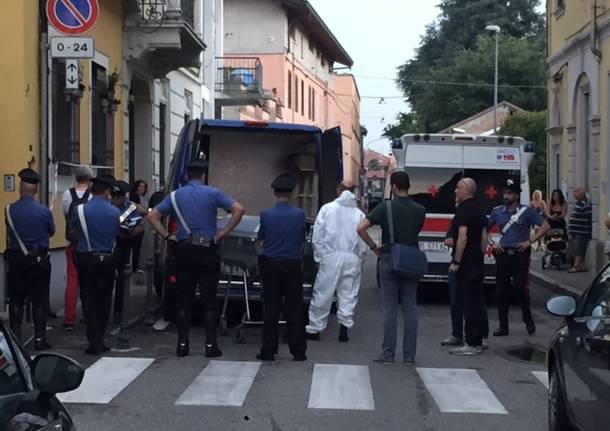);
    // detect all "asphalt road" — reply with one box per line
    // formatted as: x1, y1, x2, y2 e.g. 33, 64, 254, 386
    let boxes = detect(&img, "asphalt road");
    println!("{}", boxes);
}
41, 255, 563, 431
